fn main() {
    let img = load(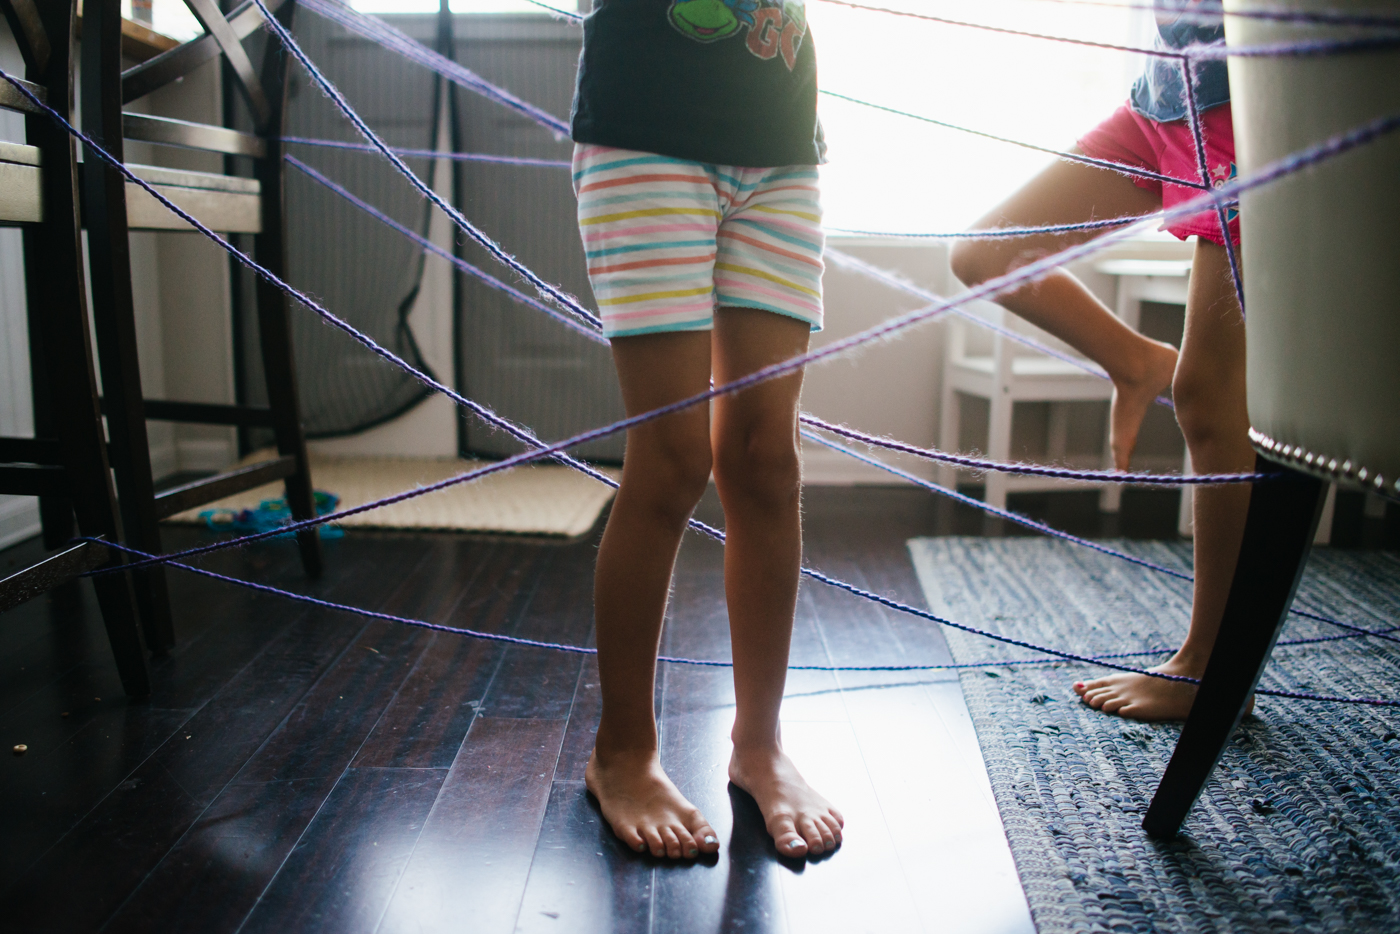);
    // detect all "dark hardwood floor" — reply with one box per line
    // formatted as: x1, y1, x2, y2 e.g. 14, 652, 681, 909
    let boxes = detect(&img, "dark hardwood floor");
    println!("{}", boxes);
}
1, 485, 1390, 932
